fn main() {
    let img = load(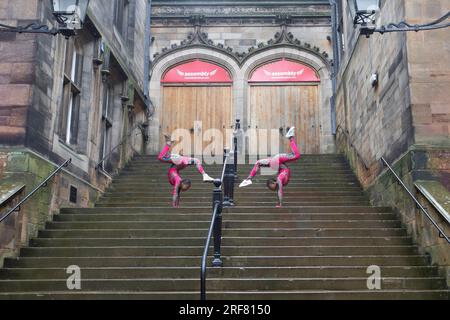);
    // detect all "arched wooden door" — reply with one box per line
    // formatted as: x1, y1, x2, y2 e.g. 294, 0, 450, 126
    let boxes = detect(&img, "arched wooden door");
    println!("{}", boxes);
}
248, 59, 321, 154
160, 60, 233, 158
